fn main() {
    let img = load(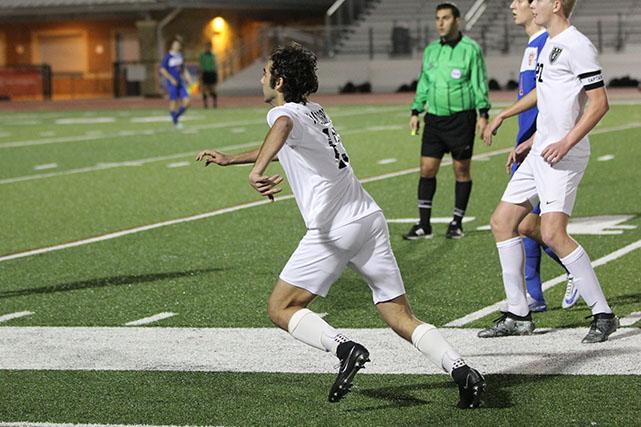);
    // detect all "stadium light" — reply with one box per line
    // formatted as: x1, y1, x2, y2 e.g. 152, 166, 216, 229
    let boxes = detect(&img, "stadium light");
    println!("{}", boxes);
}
211, 17, 225, 33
